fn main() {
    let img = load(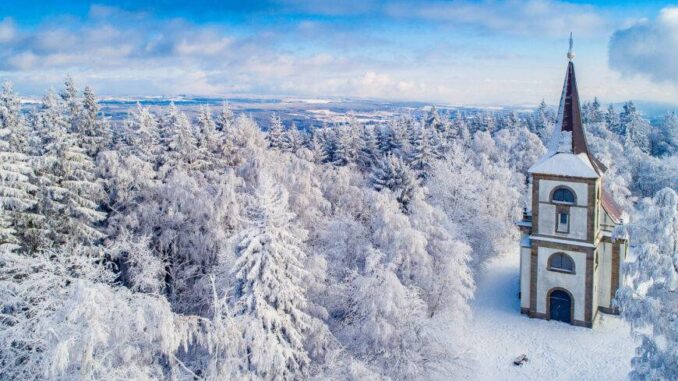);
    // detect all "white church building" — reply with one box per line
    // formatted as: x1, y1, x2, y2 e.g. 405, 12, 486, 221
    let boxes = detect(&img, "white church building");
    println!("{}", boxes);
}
518, 37, 628, 328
